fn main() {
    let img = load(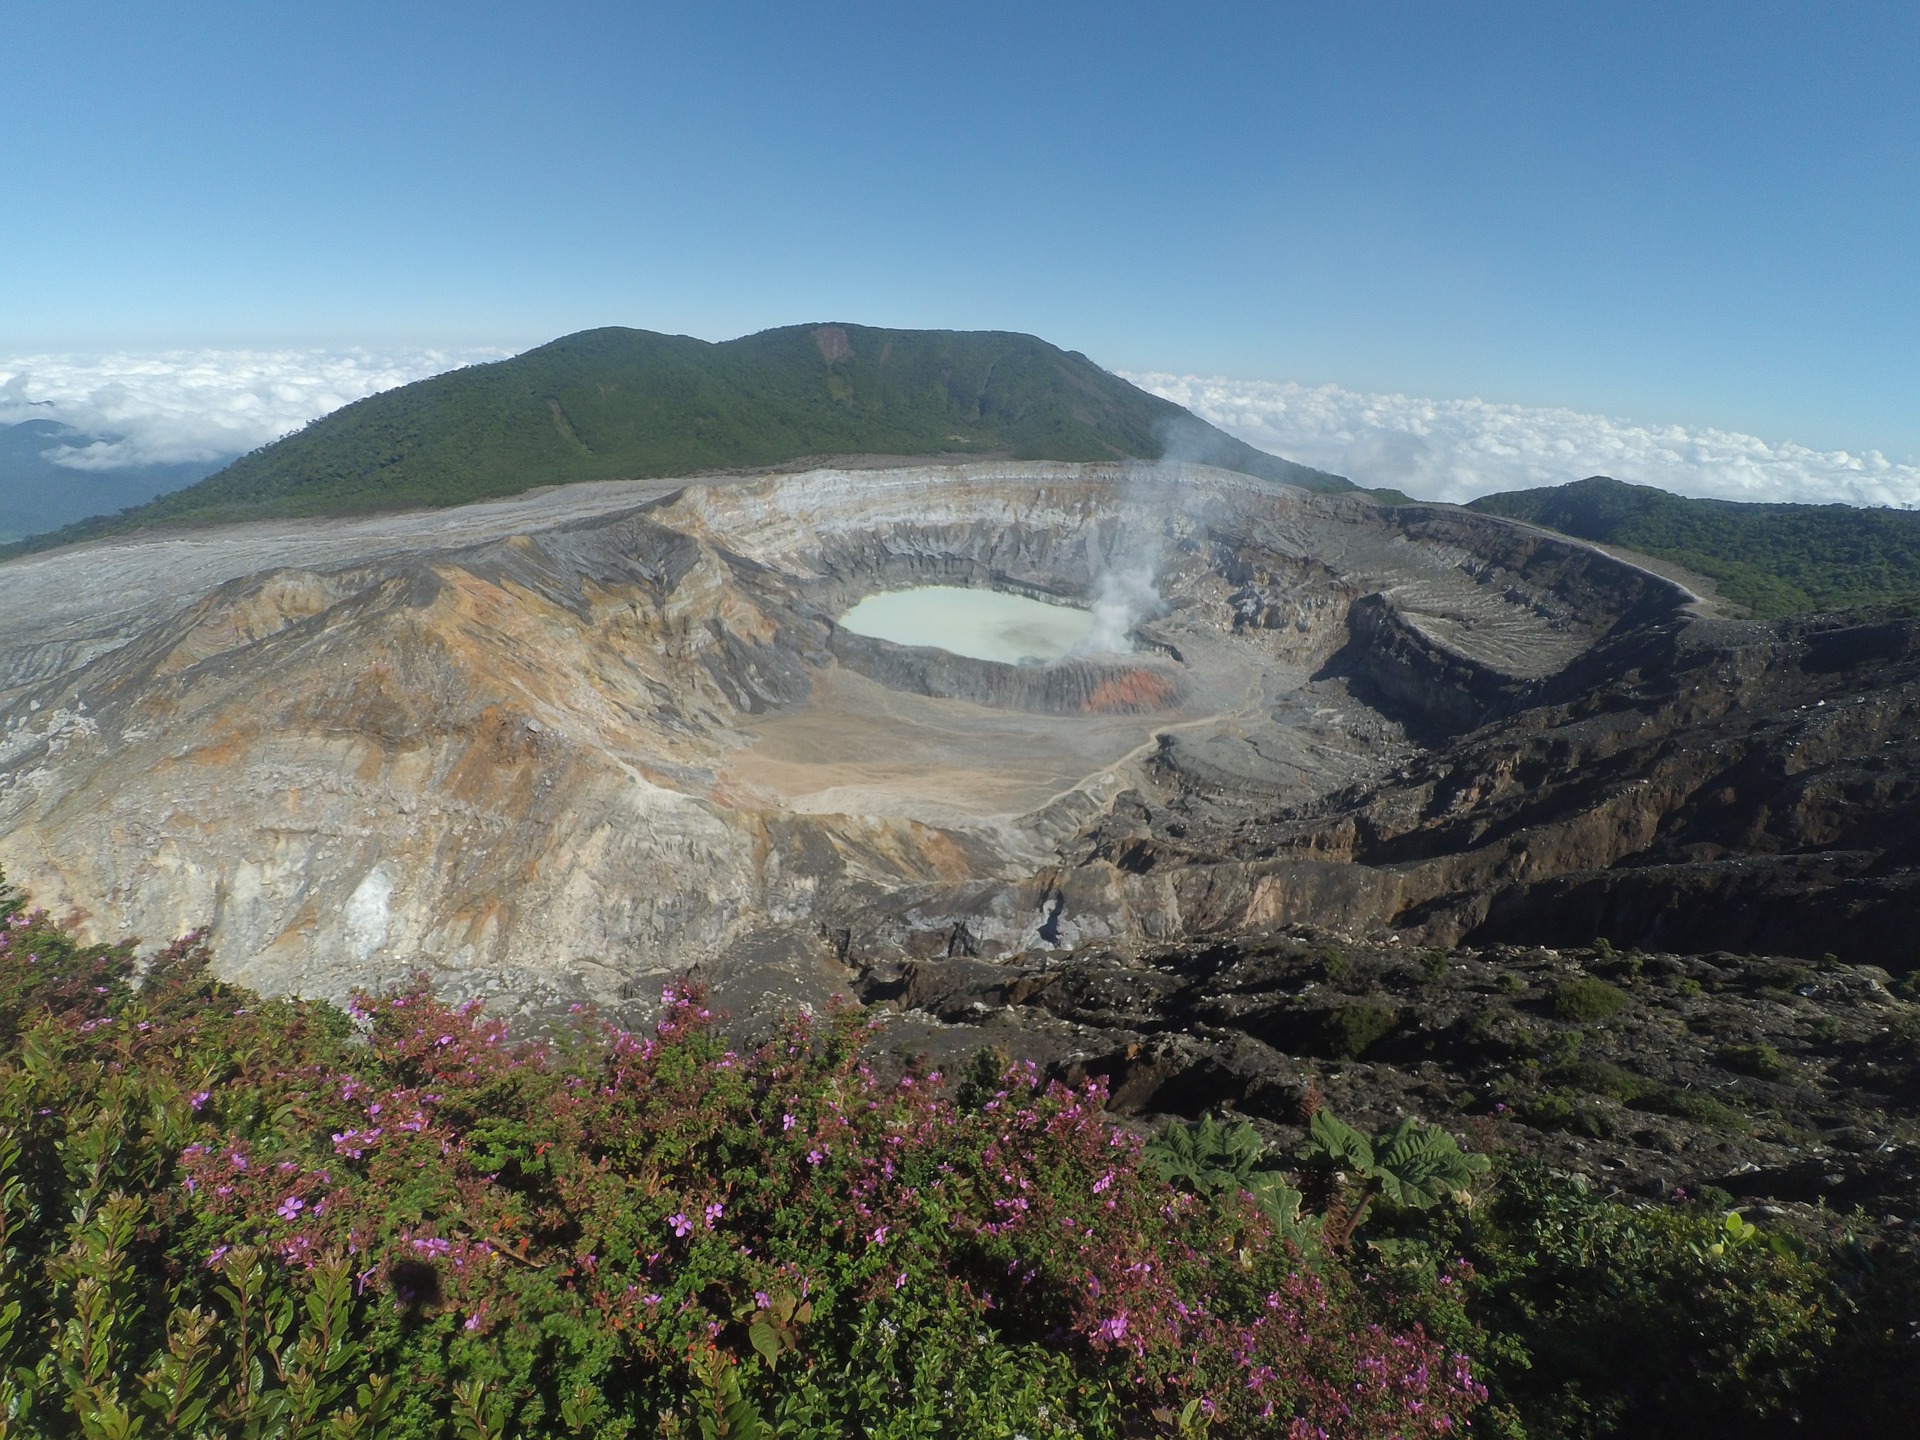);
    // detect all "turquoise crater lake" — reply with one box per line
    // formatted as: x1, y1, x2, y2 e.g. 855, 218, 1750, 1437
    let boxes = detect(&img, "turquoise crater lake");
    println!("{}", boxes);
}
838, 586, 1102, 665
